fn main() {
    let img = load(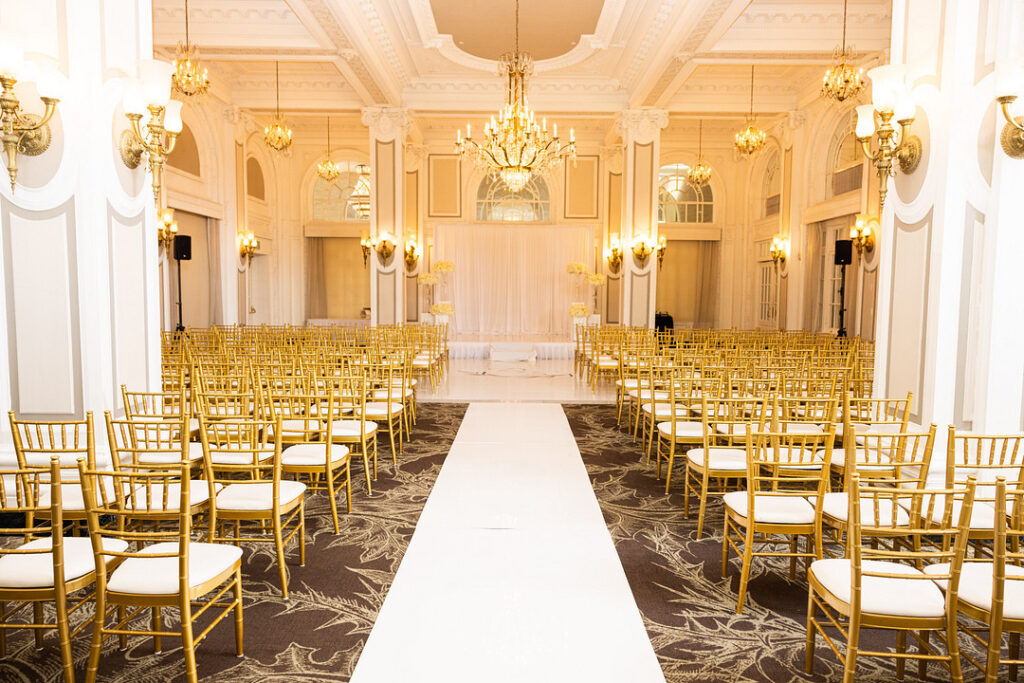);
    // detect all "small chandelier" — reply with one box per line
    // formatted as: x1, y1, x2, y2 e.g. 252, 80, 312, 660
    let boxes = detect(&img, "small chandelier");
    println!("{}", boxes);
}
821, 0, 864, 102
687, 119, 712, 187
454, 0, 575, 193
264, 62, 292, 151
172, 0, 209, 97
350, 164, 371, 219
317, 116, 340, 181
734, 66, 766, 156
